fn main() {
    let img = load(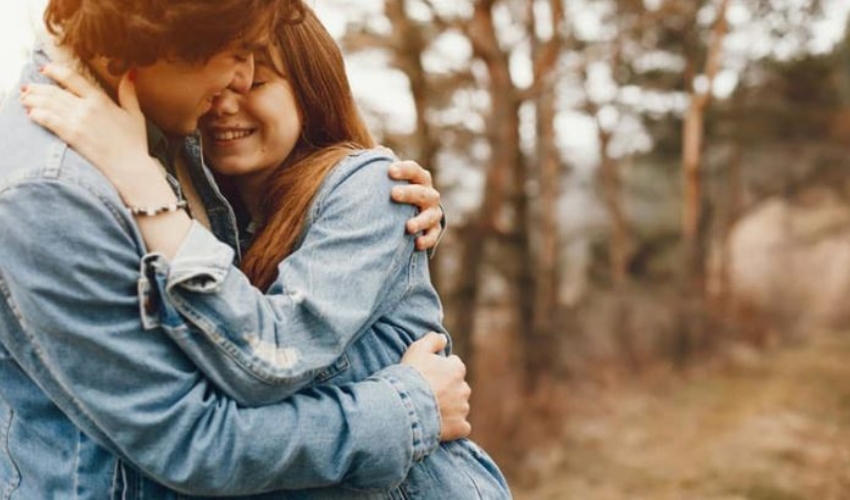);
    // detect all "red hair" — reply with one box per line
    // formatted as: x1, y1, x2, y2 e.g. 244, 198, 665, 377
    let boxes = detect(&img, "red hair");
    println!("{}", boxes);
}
239, 6, 375, 290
